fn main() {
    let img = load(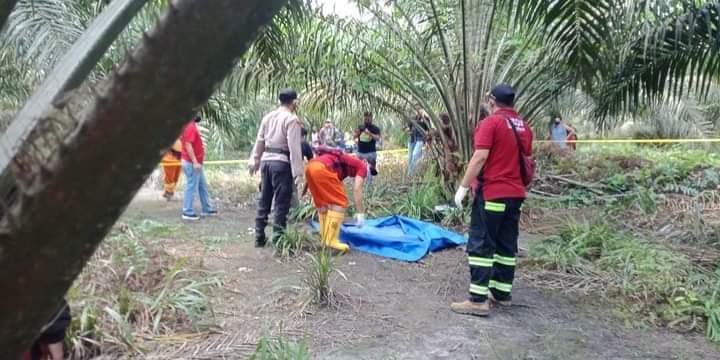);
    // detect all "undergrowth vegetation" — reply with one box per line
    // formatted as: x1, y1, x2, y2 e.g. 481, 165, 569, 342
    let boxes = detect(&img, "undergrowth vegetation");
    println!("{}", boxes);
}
526, 144, 720, 342
67, 220, 220, 358
528, 219, 719, 338
273, 224, 316, 258
250, 333, 310, 360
